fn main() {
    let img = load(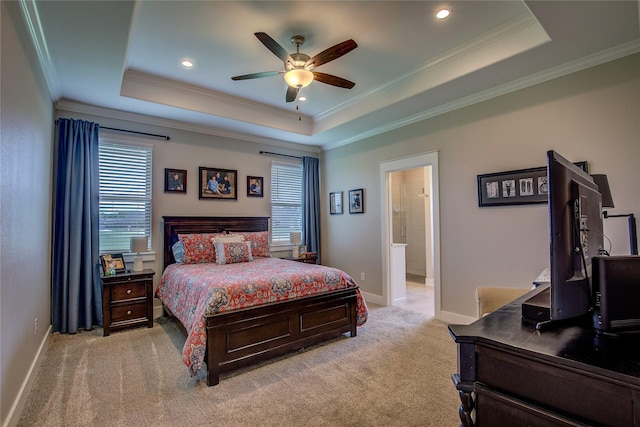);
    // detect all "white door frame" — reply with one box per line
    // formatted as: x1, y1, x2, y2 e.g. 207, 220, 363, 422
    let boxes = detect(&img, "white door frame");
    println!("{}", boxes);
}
379, 151, 441, 317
